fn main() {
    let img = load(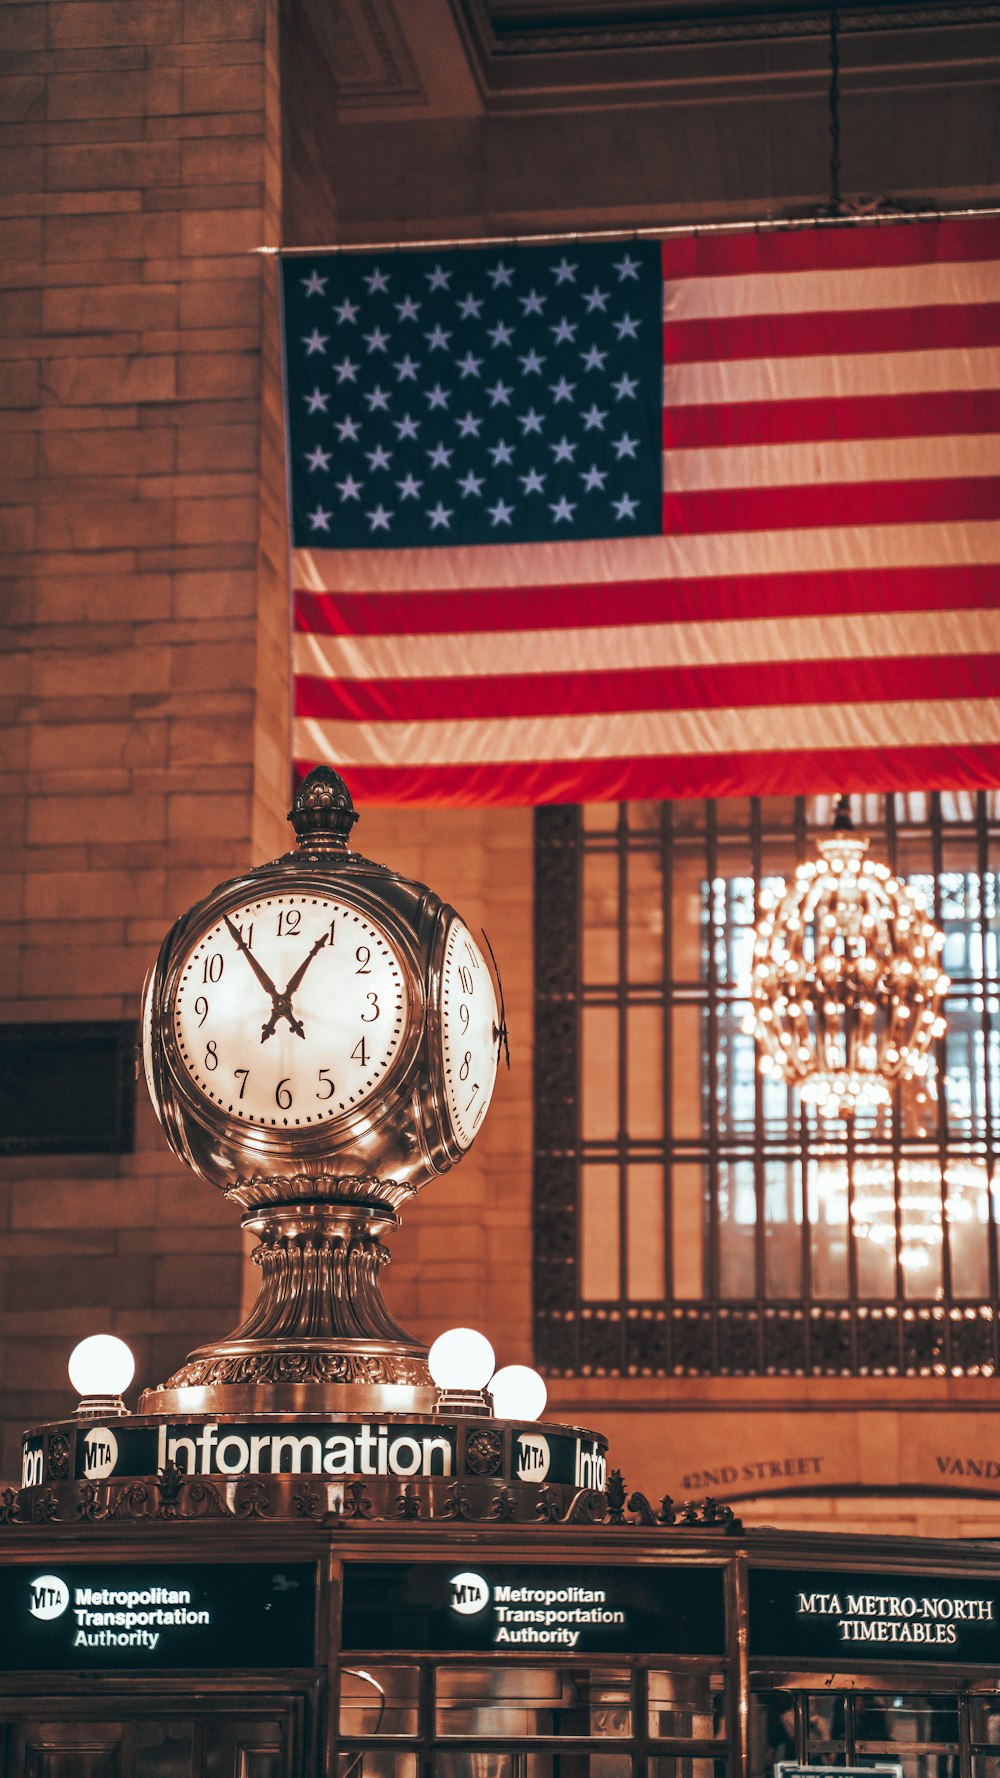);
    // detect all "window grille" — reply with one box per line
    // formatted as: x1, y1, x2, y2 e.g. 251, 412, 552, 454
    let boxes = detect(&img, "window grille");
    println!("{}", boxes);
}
532, 793, 999, 1378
